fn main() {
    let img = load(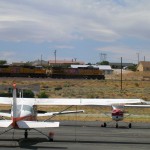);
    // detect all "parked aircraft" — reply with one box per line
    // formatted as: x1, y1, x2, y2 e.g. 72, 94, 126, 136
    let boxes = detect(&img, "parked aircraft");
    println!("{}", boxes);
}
100, 104, 150, 128
34, 97, 150, 129
101, 101, 150, 128
0, 83, 84, 141
0, 83, 149, 140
